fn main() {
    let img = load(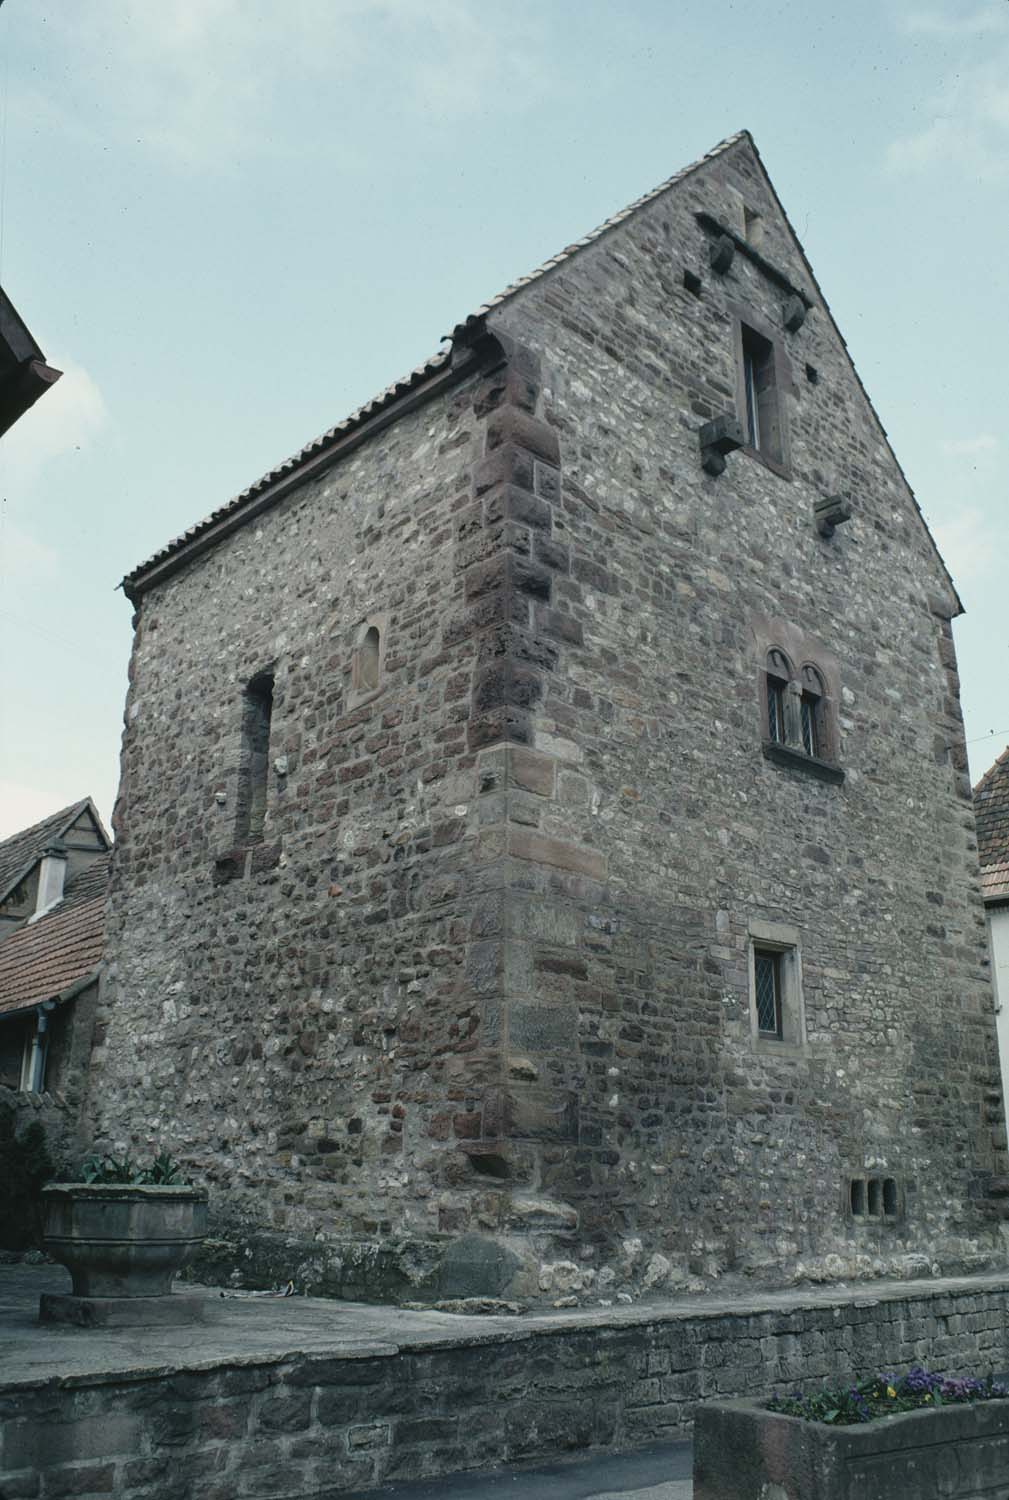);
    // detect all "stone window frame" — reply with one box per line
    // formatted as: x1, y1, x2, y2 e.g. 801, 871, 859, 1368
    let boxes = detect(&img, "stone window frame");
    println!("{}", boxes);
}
747, 918, 807, 1057
729, 301, 794, 480
752, 615, 844, 786
348, 613, 388, 709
